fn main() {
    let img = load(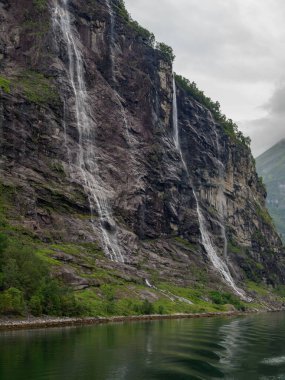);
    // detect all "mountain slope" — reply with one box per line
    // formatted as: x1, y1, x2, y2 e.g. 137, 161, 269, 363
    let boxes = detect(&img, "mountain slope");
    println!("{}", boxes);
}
0, 0, 284, 316
256, 139, 285, 241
